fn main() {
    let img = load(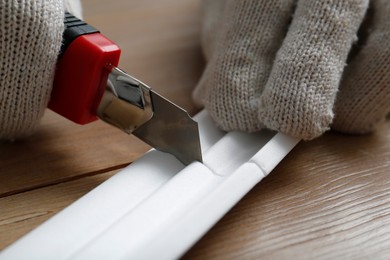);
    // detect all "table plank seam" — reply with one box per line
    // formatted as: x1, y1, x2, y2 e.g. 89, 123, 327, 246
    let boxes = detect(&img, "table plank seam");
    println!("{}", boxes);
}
0, 163, 129, 198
